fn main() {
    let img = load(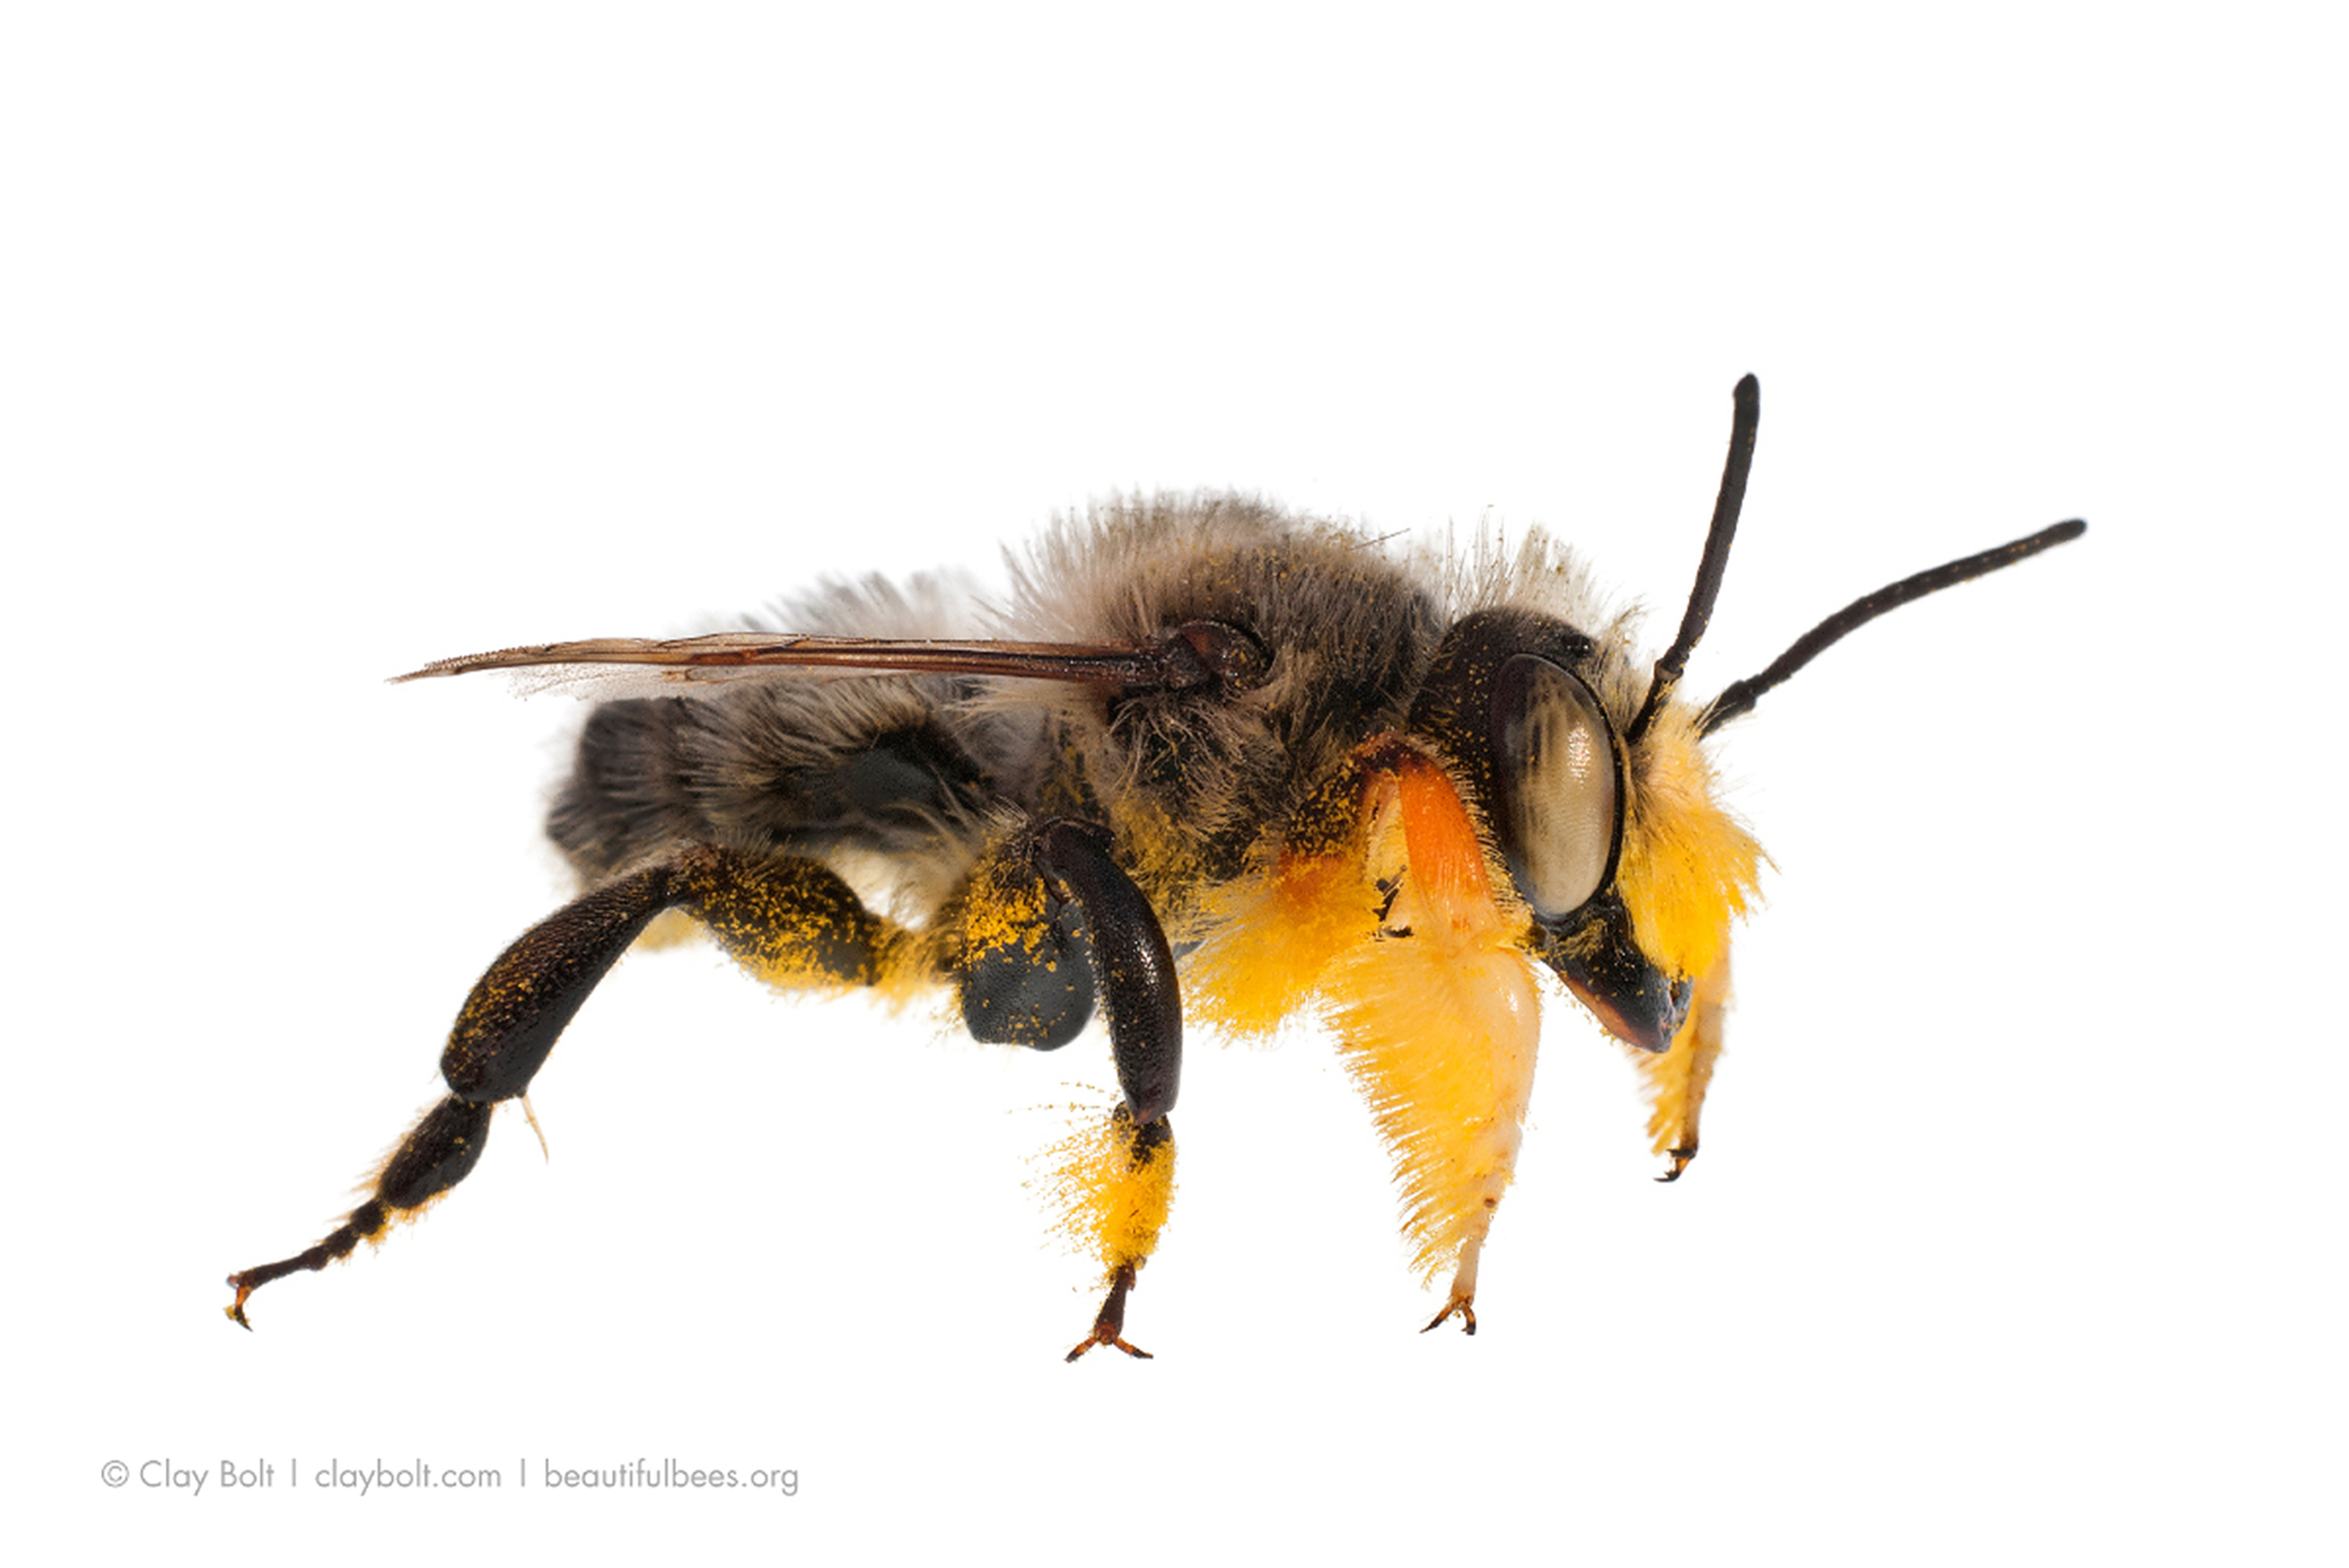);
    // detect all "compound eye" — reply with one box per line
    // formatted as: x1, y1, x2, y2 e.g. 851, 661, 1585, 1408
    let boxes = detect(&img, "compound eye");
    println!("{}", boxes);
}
1491, 653, 1619, 922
